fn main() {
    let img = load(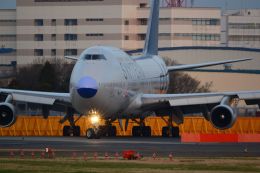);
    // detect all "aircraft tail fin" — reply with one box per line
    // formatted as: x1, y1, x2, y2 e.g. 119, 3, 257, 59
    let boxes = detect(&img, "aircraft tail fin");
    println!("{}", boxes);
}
143, 0, 160, 56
